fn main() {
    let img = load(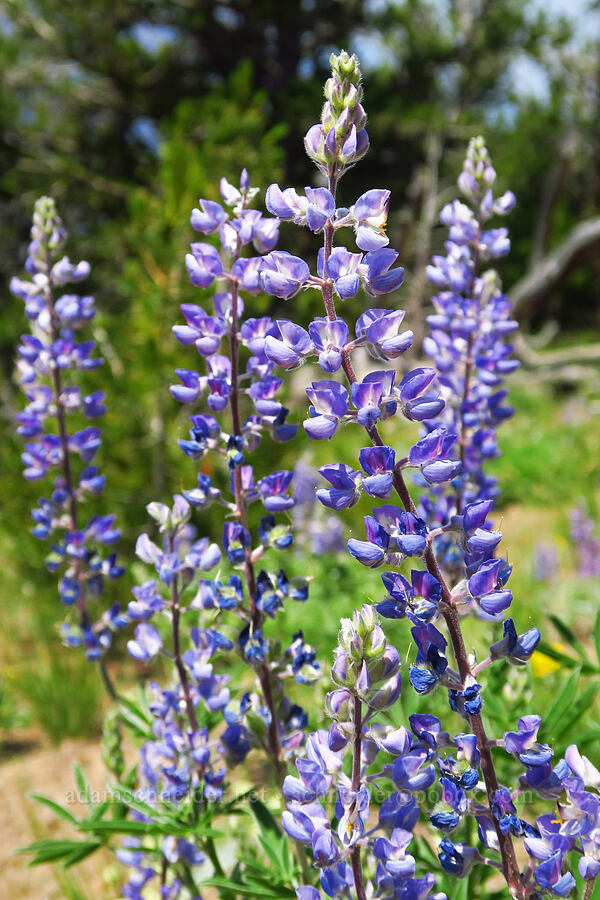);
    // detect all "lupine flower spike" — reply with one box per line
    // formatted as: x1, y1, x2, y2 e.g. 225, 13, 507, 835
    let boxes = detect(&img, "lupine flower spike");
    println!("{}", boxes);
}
12, 197, 125, 662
